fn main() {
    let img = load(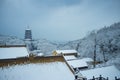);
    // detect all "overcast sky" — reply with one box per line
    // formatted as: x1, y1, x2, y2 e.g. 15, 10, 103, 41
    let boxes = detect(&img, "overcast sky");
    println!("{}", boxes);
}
0, 0, 120, 41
